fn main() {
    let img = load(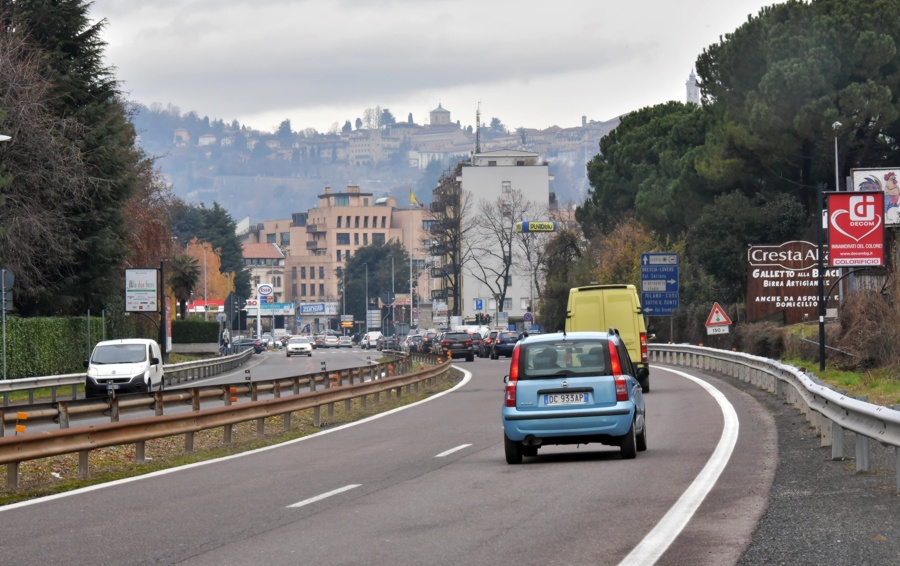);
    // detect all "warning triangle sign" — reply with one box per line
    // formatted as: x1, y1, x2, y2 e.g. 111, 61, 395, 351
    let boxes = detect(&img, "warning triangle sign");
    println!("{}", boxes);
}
705, 302, 732, 326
